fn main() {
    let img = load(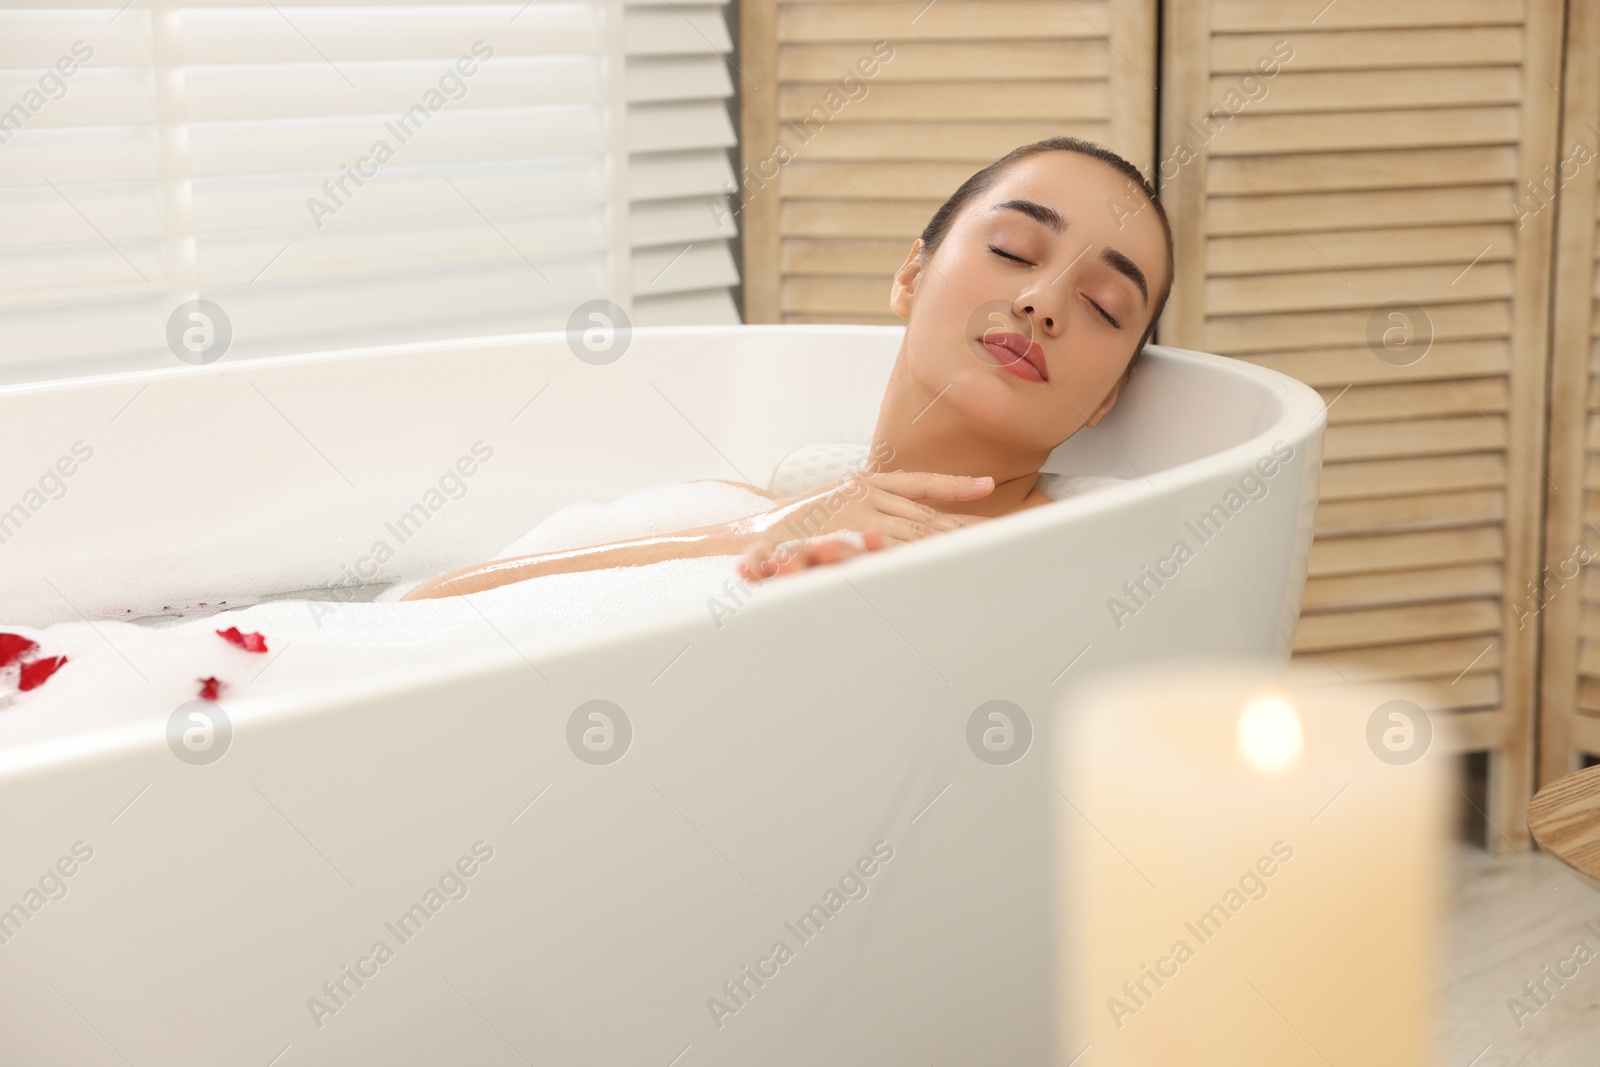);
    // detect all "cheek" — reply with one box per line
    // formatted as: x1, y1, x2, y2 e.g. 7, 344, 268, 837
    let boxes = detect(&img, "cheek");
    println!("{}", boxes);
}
1050, 341, 1127, 415
1072, 324, 1134, 379
905, 261, 990, 366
